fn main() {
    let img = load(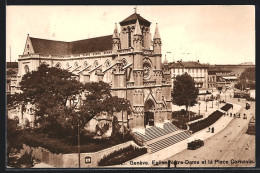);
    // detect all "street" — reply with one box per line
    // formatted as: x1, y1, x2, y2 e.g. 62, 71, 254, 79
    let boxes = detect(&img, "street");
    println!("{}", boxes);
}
165, 95, 255, 167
